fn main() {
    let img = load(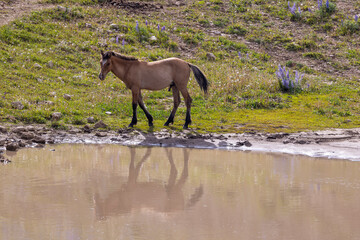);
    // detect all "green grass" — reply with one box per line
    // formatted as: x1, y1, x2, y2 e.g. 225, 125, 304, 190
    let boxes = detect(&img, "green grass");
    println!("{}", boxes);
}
0, 0, 359, 133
